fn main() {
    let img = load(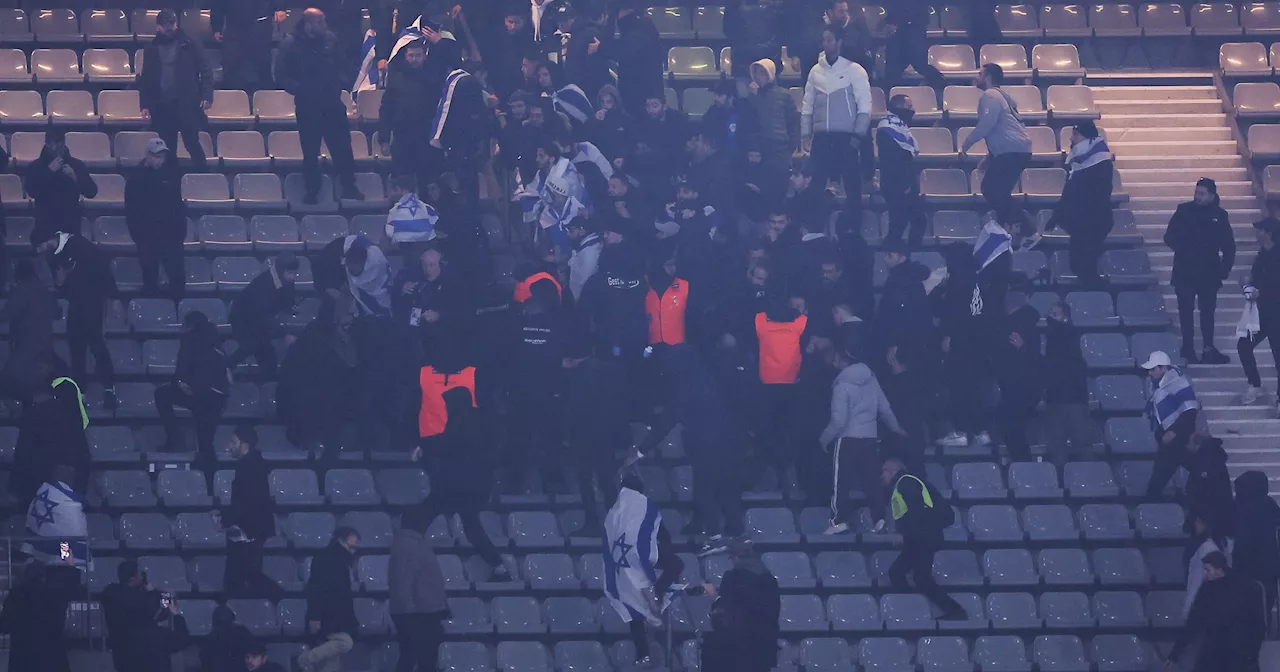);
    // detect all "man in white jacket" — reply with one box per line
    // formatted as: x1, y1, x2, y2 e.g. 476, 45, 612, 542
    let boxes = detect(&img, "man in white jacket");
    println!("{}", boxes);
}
818, 343, 906, 535
801, 24, 871, 213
